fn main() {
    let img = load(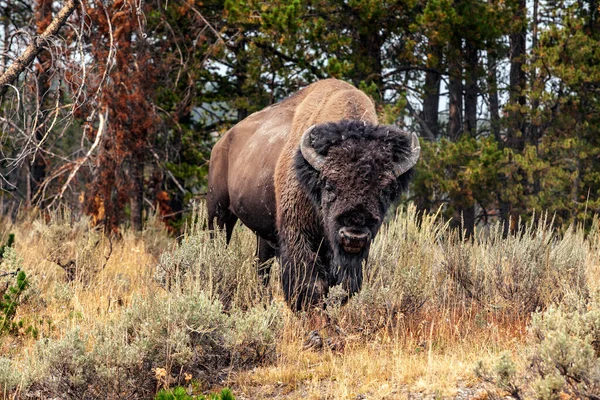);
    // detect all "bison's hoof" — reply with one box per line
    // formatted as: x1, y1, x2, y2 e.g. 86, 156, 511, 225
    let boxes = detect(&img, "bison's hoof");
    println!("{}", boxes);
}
303, 330, 323, 350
